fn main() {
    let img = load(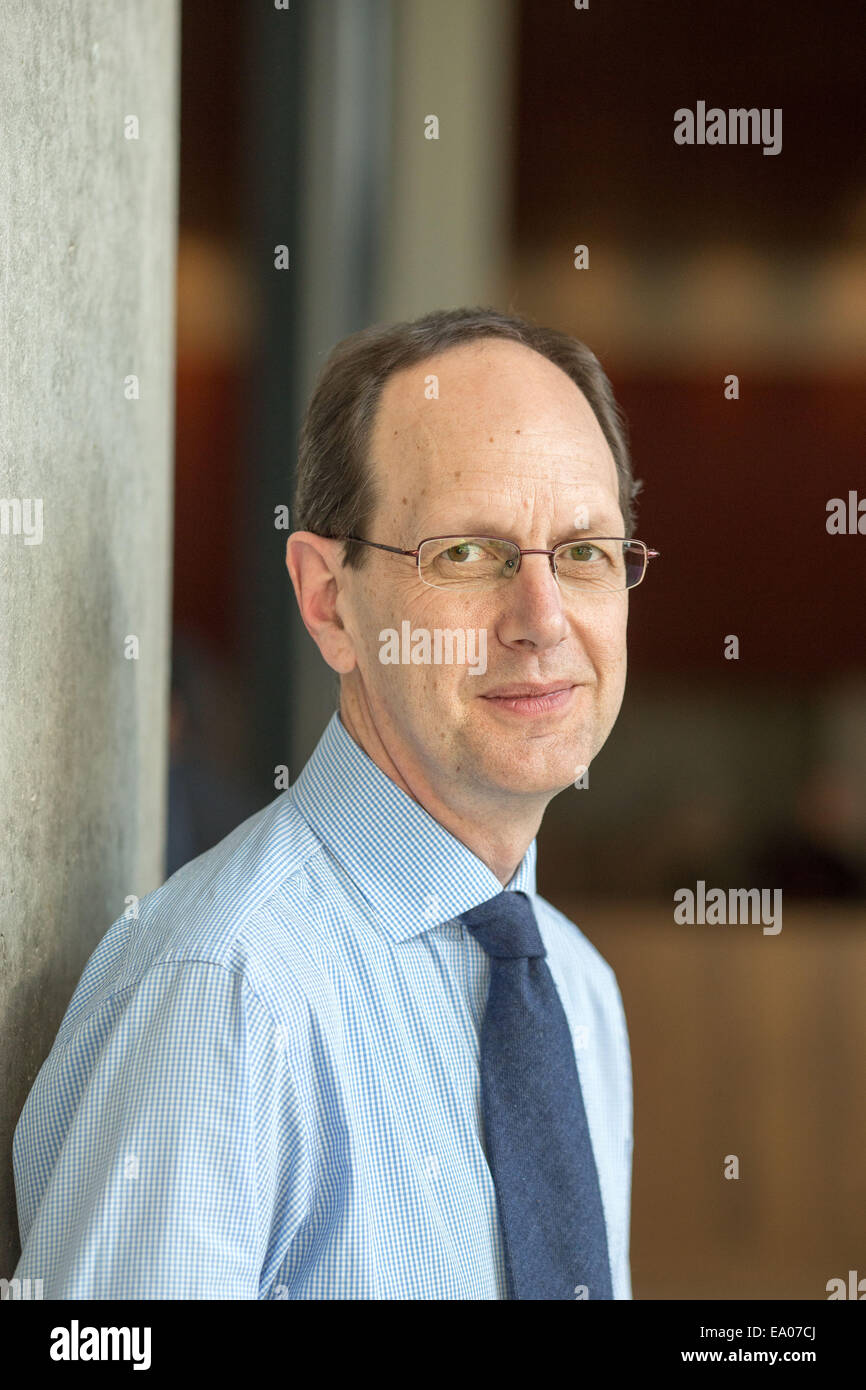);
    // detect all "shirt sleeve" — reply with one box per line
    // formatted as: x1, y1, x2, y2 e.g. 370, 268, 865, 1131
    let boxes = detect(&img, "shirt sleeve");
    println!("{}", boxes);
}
12, 958, 310, 1298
